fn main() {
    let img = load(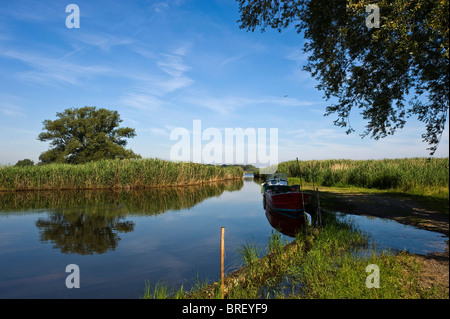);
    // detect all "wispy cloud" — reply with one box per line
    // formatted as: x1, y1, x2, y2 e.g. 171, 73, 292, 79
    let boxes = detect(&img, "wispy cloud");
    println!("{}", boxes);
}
283, 128, 344, 143
0, 102, 25, 117
220, 54, 246, 66
185, 93, 315, 116
148, 127, 171, 136
185, 95, 241, 115
158, 54, 190, 77
121, 45, 194, 110
0, 1, 60, 23
157, 43, 192, 77
154, 47, 194, 93
266, 96, 315, 107
0, 49, 112, 86
284, 46, 317, 85
285, 48, 308, 64
120, 92, 163, 111
75, 33, 135, 52
153, 2, 170, 14
0, 94, 27, 117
